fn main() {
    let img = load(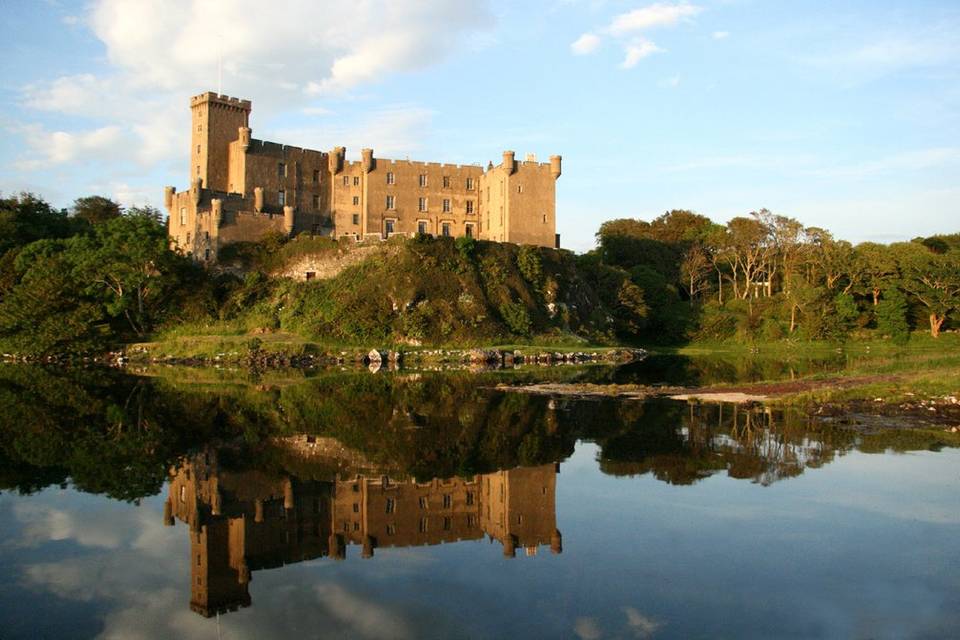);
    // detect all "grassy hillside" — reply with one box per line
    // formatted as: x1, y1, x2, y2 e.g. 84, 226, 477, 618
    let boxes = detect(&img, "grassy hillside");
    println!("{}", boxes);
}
155, 234, 626, 349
